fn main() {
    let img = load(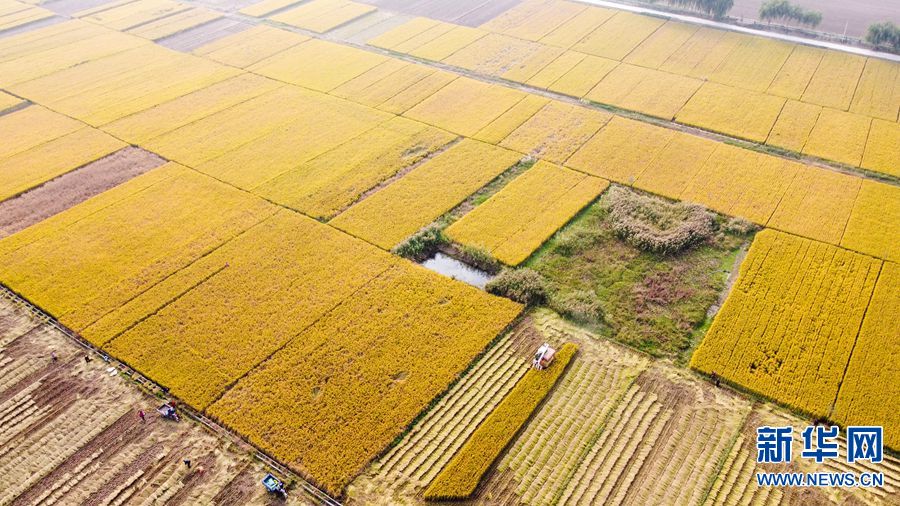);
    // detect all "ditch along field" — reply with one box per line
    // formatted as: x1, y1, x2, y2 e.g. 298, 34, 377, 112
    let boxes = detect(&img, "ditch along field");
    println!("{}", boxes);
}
367, 0, 900, 178
0, 0, 898, 503
0, 295, 308, 506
